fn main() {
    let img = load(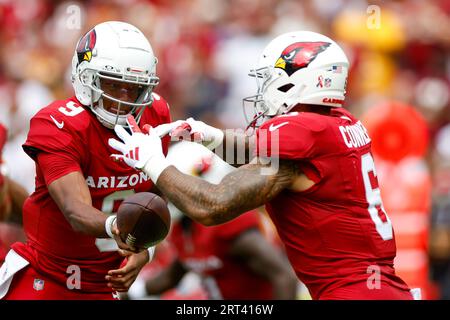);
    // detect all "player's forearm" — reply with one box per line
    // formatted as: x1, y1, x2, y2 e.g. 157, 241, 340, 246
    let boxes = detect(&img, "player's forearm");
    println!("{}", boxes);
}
212, 130, 254, 167
157, 164, 275, 226
156, 166, 238, 226
232, 230, 298, 300
62, 200, 110, 237
48, 171, 110, 238
156, 162, 294, 226
0, 182, 10, 221
271, 271, 298, 299
145, 260, 186, 295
